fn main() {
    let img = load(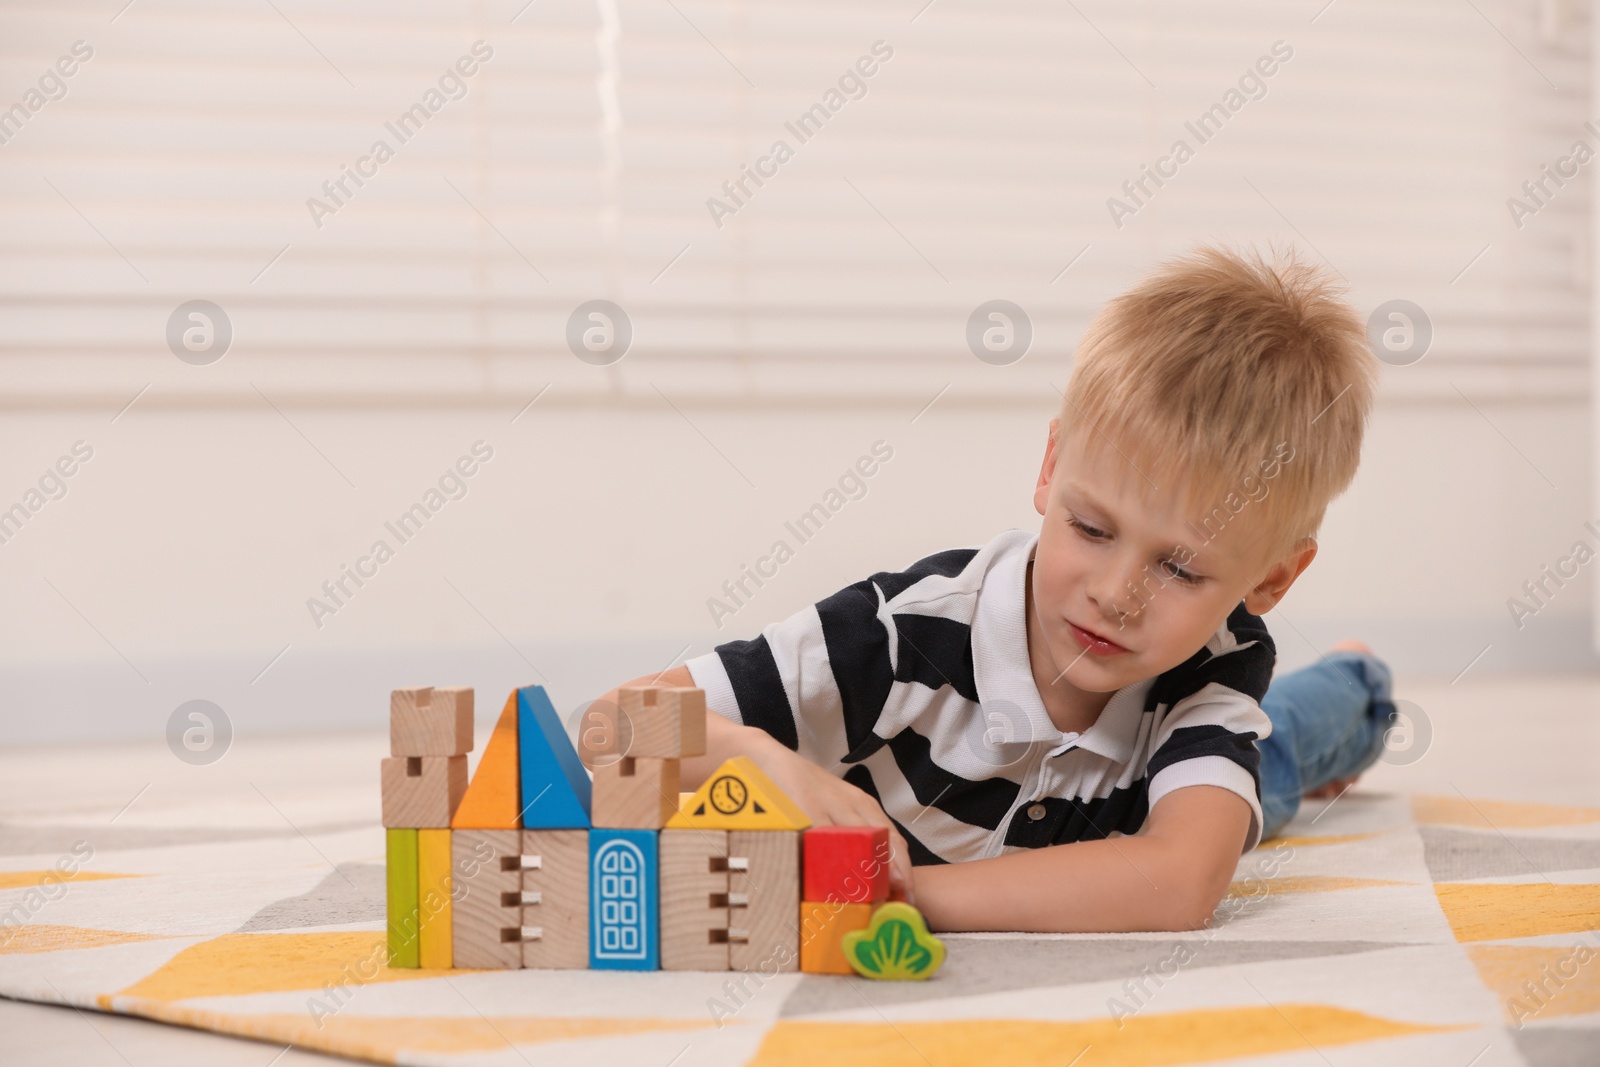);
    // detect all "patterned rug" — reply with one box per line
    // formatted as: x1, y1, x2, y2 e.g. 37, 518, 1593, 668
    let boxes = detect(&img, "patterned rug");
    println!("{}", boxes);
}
3, 790, 1598, 1066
